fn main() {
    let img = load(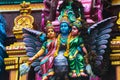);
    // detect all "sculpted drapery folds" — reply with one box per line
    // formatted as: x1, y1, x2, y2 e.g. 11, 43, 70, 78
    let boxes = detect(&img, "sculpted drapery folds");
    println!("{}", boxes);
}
19, 0, 117, 80
29, 21, 57, 80
64, 17, 88, 78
